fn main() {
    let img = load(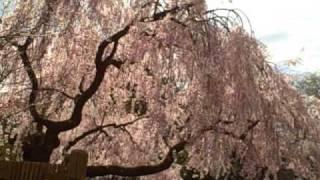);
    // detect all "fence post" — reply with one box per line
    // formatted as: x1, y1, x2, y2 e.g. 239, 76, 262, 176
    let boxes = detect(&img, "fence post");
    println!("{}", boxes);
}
65, 150, 88, 180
